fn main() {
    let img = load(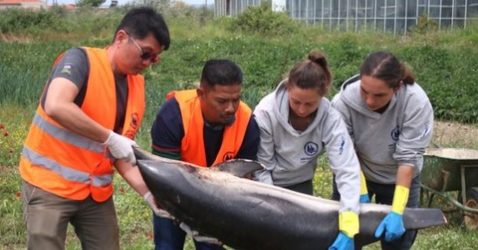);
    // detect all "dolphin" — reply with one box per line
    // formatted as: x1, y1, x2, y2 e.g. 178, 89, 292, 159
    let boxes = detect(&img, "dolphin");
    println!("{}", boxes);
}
134, 148, 447, 250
